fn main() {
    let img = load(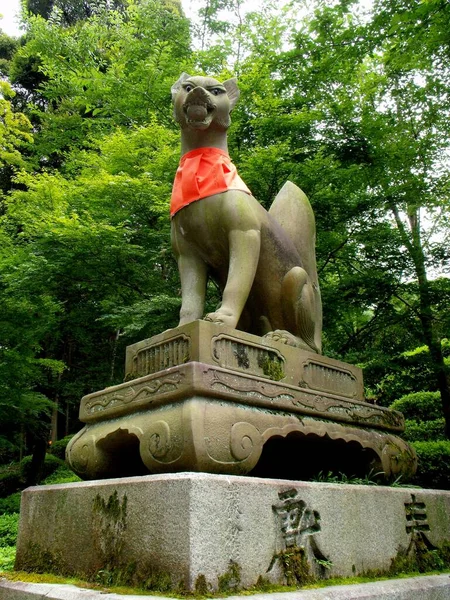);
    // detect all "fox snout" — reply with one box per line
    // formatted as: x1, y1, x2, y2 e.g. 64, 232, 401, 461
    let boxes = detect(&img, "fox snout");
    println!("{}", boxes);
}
183, 86, 215, 109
